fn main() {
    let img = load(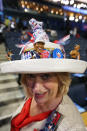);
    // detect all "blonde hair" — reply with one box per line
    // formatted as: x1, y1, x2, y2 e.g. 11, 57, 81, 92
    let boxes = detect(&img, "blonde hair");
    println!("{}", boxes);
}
21, 72, 71, 98
56, 72, 71, 96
